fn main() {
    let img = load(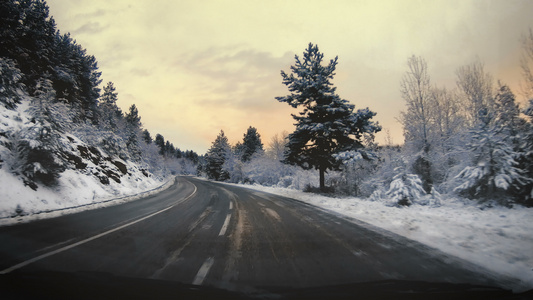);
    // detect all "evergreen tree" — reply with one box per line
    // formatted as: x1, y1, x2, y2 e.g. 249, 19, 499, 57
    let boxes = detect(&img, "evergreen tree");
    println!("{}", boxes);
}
205, 130, 231, 181
124, 104, 142, 160
0, 0, 101, 122
14, 78, 68, 187
142, 129, 152, 144
276, 43, 381, 190
175, 148, 183, 159
184, 150, 199, 164
493, 82, 523, 141
154, 134, 165, 156
240, 126, 263, 162
98, 81, 122, 129
52, 32, 102, 120
522, 99, 533, 205
164, 141, 176, 157
0, 0, 57, 92
0, 58, 25, 109
454, 109, 530, 204
125, 104, 141, 128
386, 170, 427, 207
